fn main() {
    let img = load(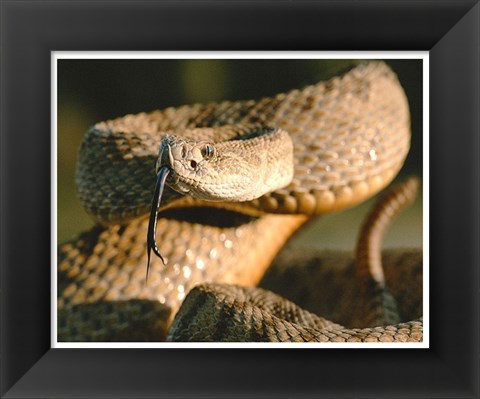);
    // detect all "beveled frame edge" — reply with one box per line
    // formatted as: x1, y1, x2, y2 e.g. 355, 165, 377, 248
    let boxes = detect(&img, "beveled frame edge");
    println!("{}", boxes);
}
1, 1, 479, 398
